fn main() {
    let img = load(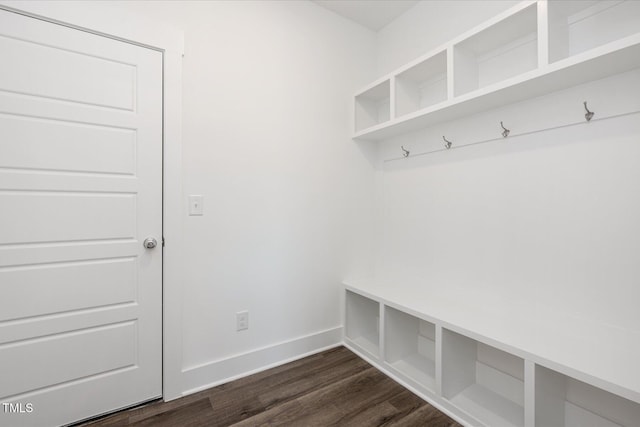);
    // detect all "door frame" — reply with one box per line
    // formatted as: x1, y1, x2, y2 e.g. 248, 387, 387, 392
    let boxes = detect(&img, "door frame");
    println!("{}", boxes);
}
0, 2, 185, 401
